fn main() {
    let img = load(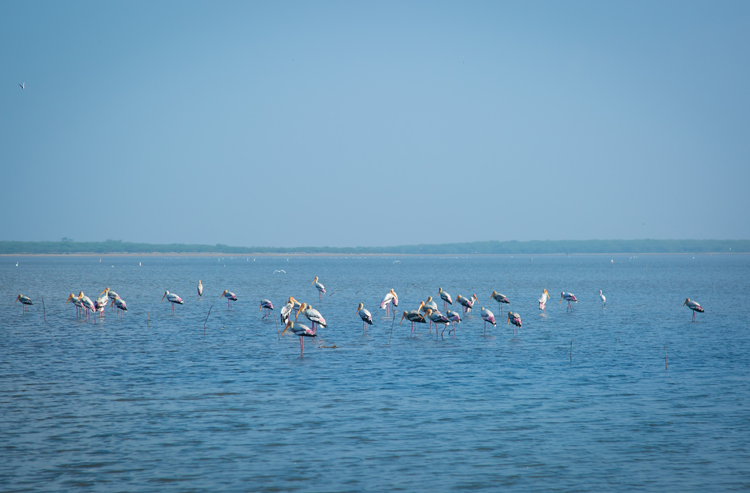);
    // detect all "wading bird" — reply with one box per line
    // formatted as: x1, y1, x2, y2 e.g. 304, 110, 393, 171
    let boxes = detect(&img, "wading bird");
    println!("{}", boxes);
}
356, 302, 373, 334
380, 289, 398, 316
598, 290, 606, 306
162, 291, 184, 314
280, 297, 298, 326
260, 299, 274, 319
561, 292, 577, 311
683, 298, 704, 321
100, 288, 119, 310
456, 294, 478, 314
312, 277, 326, 300
79, 292, 95, 318
539, 289, 550, 311
114, 297, 127, 316
400, 310, 427, 336
15, 294, 32, 313
489, 291, 510, 314
282, 321, 316, 357
446, 310, 461, 336
220, 290, 238, 309
438, 287, 453, 310
197, 280, 203, 297
296, 303, 327, 333
425, 309, 451, 338
507, 311, 522, 336
94, 292, 108, 319
481, 307, 496, 335
66, 293, 83, 317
